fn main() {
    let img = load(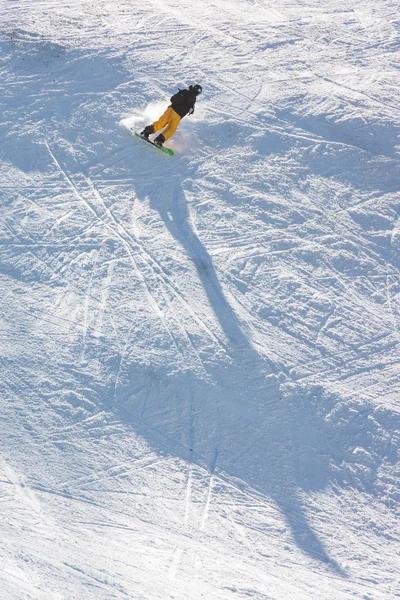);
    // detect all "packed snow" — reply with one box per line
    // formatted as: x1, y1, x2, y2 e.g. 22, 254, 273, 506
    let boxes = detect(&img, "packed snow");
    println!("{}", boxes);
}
1, 0, 399, 598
